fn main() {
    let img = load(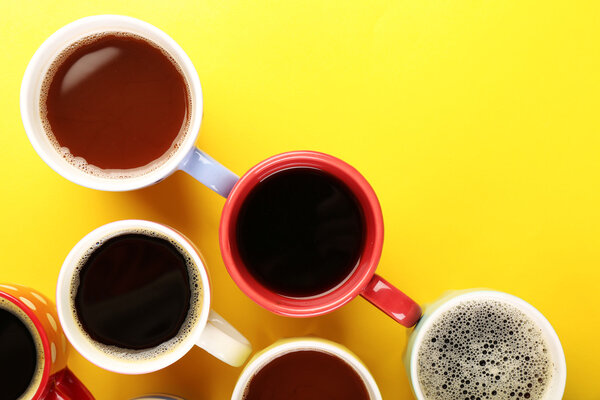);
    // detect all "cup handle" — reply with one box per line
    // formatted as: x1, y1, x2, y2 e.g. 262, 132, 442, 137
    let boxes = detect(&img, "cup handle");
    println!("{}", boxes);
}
45, 368, 94, 400
179, 146, 239, 197
195, 310, 252, 367
360, 274, 422, 327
